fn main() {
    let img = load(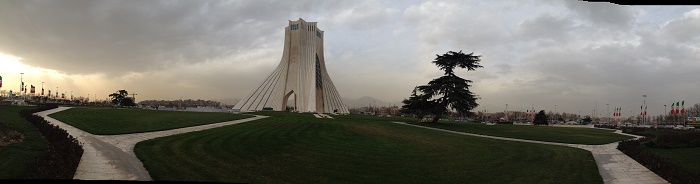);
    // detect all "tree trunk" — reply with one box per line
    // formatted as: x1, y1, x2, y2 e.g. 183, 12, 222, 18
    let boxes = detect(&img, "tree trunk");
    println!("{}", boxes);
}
431, 114, 442, 123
